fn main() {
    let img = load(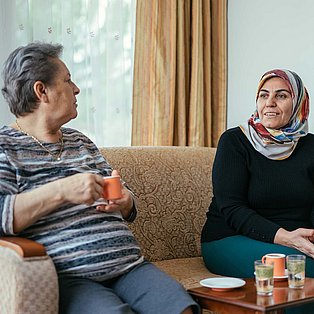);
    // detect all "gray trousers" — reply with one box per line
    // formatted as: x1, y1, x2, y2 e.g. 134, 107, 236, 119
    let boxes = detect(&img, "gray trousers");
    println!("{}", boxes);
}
58, 261, 200, 314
